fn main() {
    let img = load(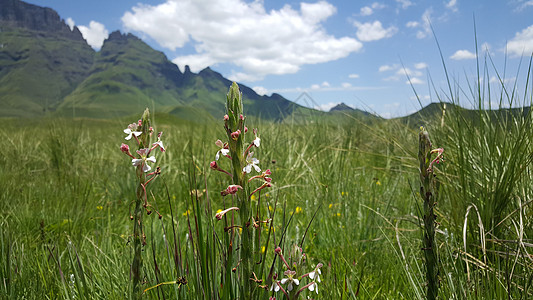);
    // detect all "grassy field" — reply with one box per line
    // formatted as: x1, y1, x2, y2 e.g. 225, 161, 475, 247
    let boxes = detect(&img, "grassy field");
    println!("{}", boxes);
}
1, 69, 533, 300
